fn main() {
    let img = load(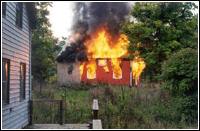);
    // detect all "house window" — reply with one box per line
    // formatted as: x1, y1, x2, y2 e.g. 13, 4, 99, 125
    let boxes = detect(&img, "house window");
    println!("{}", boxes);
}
2, 59, 10, 105
20, 63, 26, 100
98, 59, 107, 66
113, 72, 122, 79
87, 71, 96, 79
16, 2, 23, 28
2, 2, 7, 16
